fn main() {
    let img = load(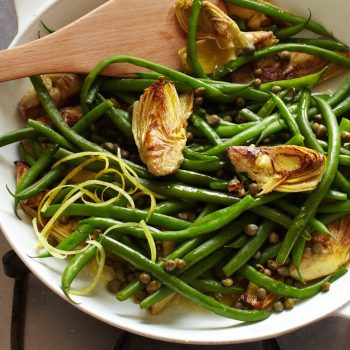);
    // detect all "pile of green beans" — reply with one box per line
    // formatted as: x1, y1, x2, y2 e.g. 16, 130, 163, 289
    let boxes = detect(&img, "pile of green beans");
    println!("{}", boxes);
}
2, 1, 350, 325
